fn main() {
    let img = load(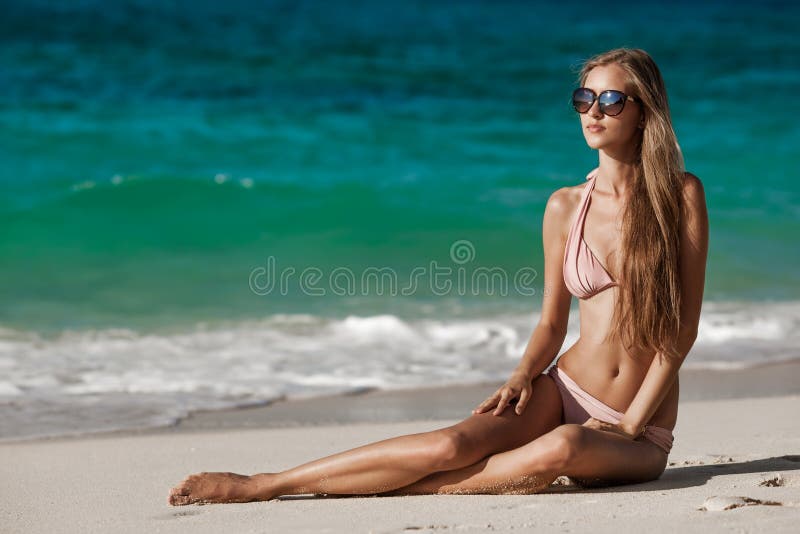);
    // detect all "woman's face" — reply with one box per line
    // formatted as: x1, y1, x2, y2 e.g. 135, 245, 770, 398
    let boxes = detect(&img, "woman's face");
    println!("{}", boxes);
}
578, 64, 643, 153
